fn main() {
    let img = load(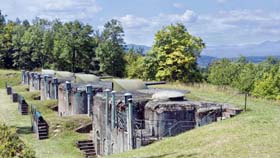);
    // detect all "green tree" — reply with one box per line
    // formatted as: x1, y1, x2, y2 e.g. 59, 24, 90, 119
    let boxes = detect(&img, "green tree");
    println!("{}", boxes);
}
234, 63, 256, 93
142, 53, 158, 81
20, 24, 42, 69
252, 63, 280, 100
53, 20, 95, 72
148, 23, 205, 82
0, 21, 15, 68
12, 20, 30, 68
208, 59, 237, 86
124, 47, 144, 78
0, 10, 5, 28
96, 19, 125, 77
